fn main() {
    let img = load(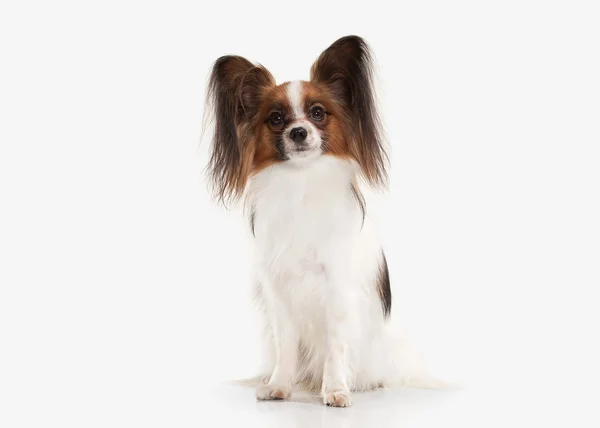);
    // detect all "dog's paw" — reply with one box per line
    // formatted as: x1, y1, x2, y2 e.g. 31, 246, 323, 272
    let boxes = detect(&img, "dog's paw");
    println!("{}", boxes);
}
322, 389, 352, 407
256, 384, 291, 401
